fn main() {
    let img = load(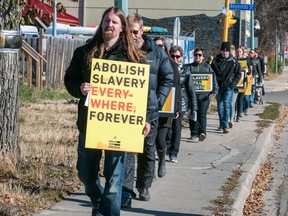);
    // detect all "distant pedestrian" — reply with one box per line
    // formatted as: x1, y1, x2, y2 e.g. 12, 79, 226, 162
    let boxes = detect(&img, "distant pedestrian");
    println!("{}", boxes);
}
247, 49, 263, 106
153, 36, 182, 177
235, 46, 248, 122
228, 44, 238, 128
206, 55, 214, 65
167, 45, 197, 162
211, 42, 241, 134
184, 48, 218, 142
